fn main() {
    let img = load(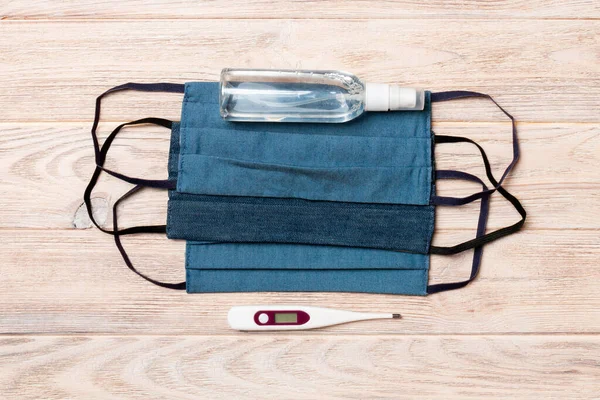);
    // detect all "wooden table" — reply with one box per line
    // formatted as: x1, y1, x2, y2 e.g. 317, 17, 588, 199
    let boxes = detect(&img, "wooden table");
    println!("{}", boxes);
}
1, 1, 599, 398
